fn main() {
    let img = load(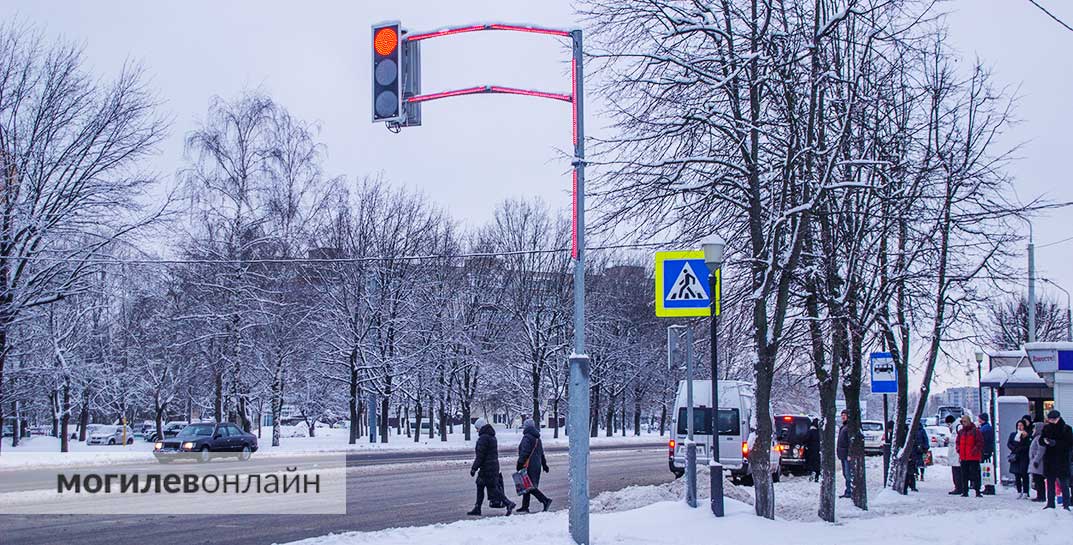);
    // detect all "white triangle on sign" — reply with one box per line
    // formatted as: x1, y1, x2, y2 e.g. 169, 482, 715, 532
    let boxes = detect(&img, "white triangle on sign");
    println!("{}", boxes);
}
666, 262, 708, 301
